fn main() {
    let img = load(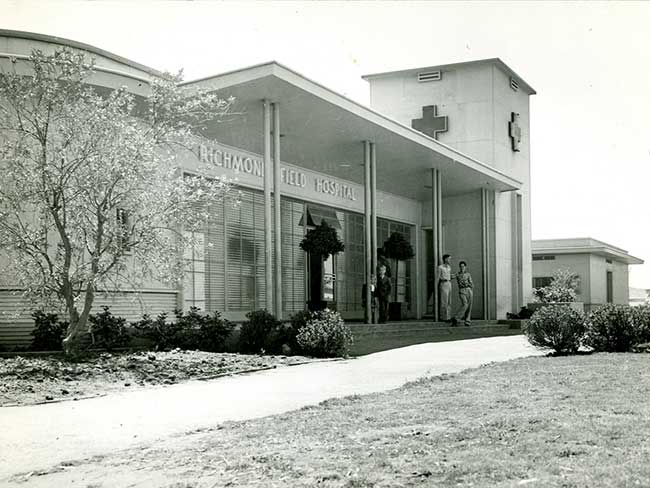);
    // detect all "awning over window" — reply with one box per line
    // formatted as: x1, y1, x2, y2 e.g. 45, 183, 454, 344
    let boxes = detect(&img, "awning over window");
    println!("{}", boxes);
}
298, 205, 342, 230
